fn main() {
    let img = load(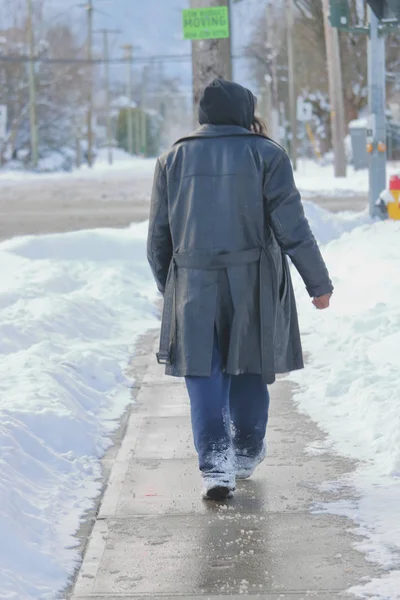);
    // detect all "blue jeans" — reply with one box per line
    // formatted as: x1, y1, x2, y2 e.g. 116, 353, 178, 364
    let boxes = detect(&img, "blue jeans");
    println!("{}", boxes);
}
185, 336, 270, 476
